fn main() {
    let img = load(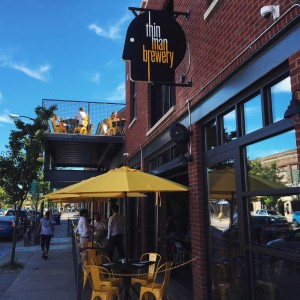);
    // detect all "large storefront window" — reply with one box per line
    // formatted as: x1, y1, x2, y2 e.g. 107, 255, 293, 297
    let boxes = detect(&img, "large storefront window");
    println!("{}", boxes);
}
204, 69, 300, 299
